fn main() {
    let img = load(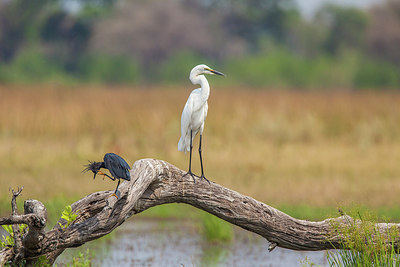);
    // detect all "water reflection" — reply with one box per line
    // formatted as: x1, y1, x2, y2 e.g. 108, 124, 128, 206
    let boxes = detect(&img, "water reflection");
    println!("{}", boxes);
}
201, 245, 229, 266
81, 218, 328, 266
